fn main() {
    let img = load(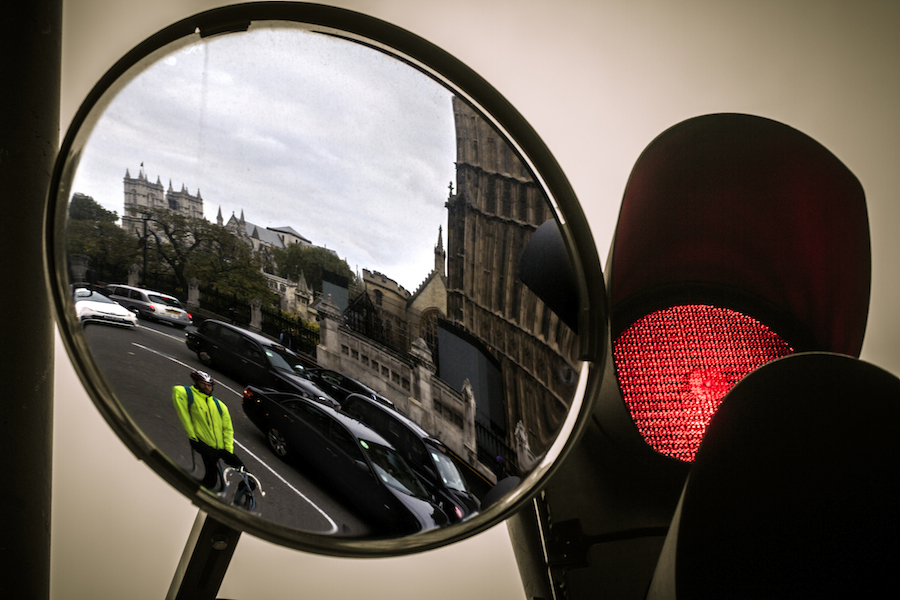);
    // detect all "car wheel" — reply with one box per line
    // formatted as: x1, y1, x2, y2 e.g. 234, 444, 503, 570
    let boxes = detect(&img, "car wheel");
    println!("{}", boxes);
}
198, 351, 214, 367
267, 428, 289, 458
